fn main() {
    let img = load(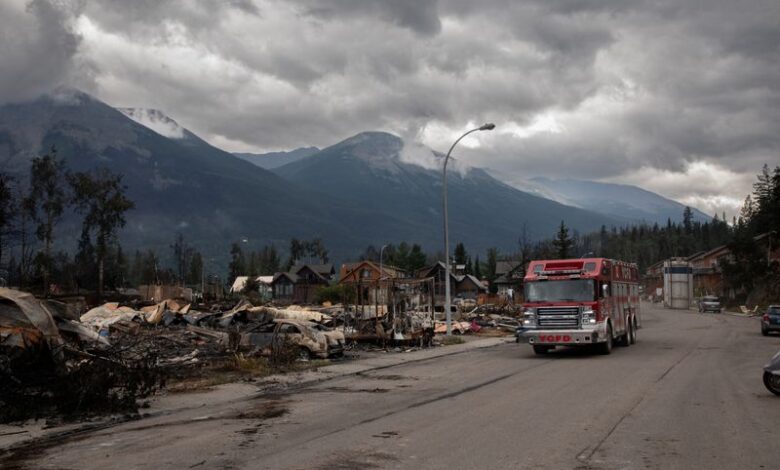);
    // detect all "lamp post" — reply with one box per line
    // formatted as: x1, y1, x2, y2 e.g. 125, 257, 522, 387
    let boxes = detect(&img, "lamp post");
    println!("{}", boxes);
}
443, 123, 495, 335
